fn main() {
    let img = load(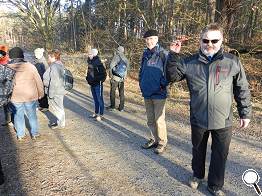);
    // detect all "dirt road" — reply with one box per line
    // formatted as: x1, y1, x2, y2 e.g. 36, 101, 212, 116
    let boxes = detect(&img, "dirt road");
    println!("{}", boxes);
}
0, 76, 261, 196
